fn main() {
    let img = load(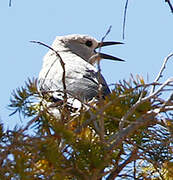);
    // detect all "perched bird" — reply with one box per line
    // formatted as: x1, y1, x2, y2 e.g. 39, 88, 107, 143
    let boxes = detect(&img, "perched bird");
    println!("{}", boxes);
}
38, 34, 124, 110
